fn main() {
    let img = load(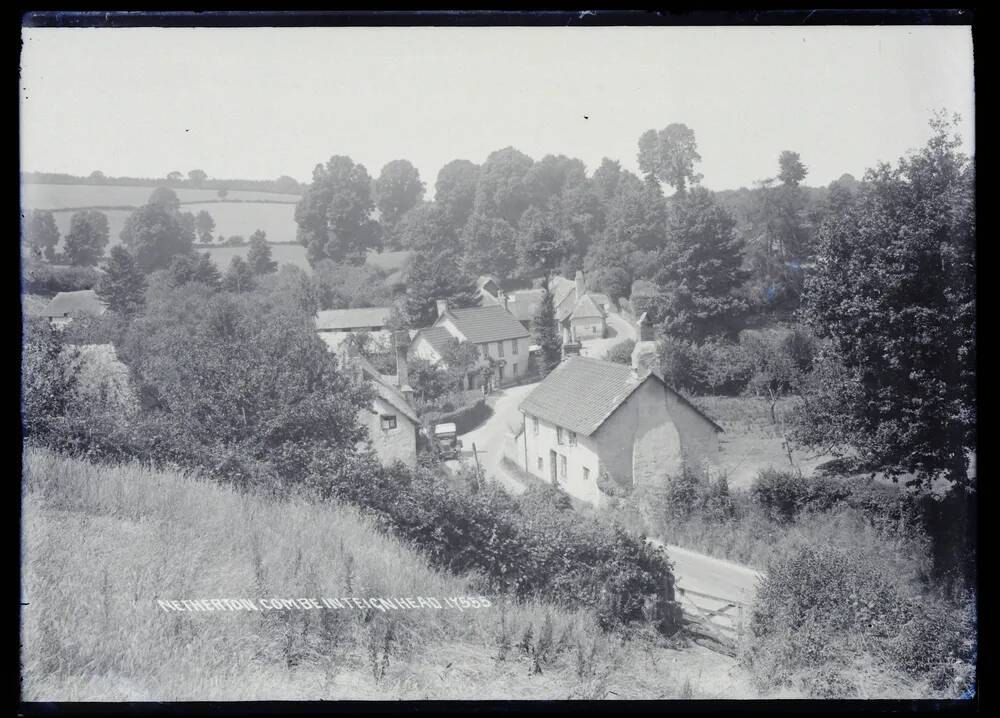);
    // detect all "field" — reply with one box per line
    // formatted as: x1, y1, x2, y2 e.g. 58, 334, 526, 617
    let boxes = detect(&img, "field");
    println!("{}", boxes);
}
21, 448, 778, 701
21, 183, 300, 209
692, 396, 836, 489
201, 243, 310, 271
